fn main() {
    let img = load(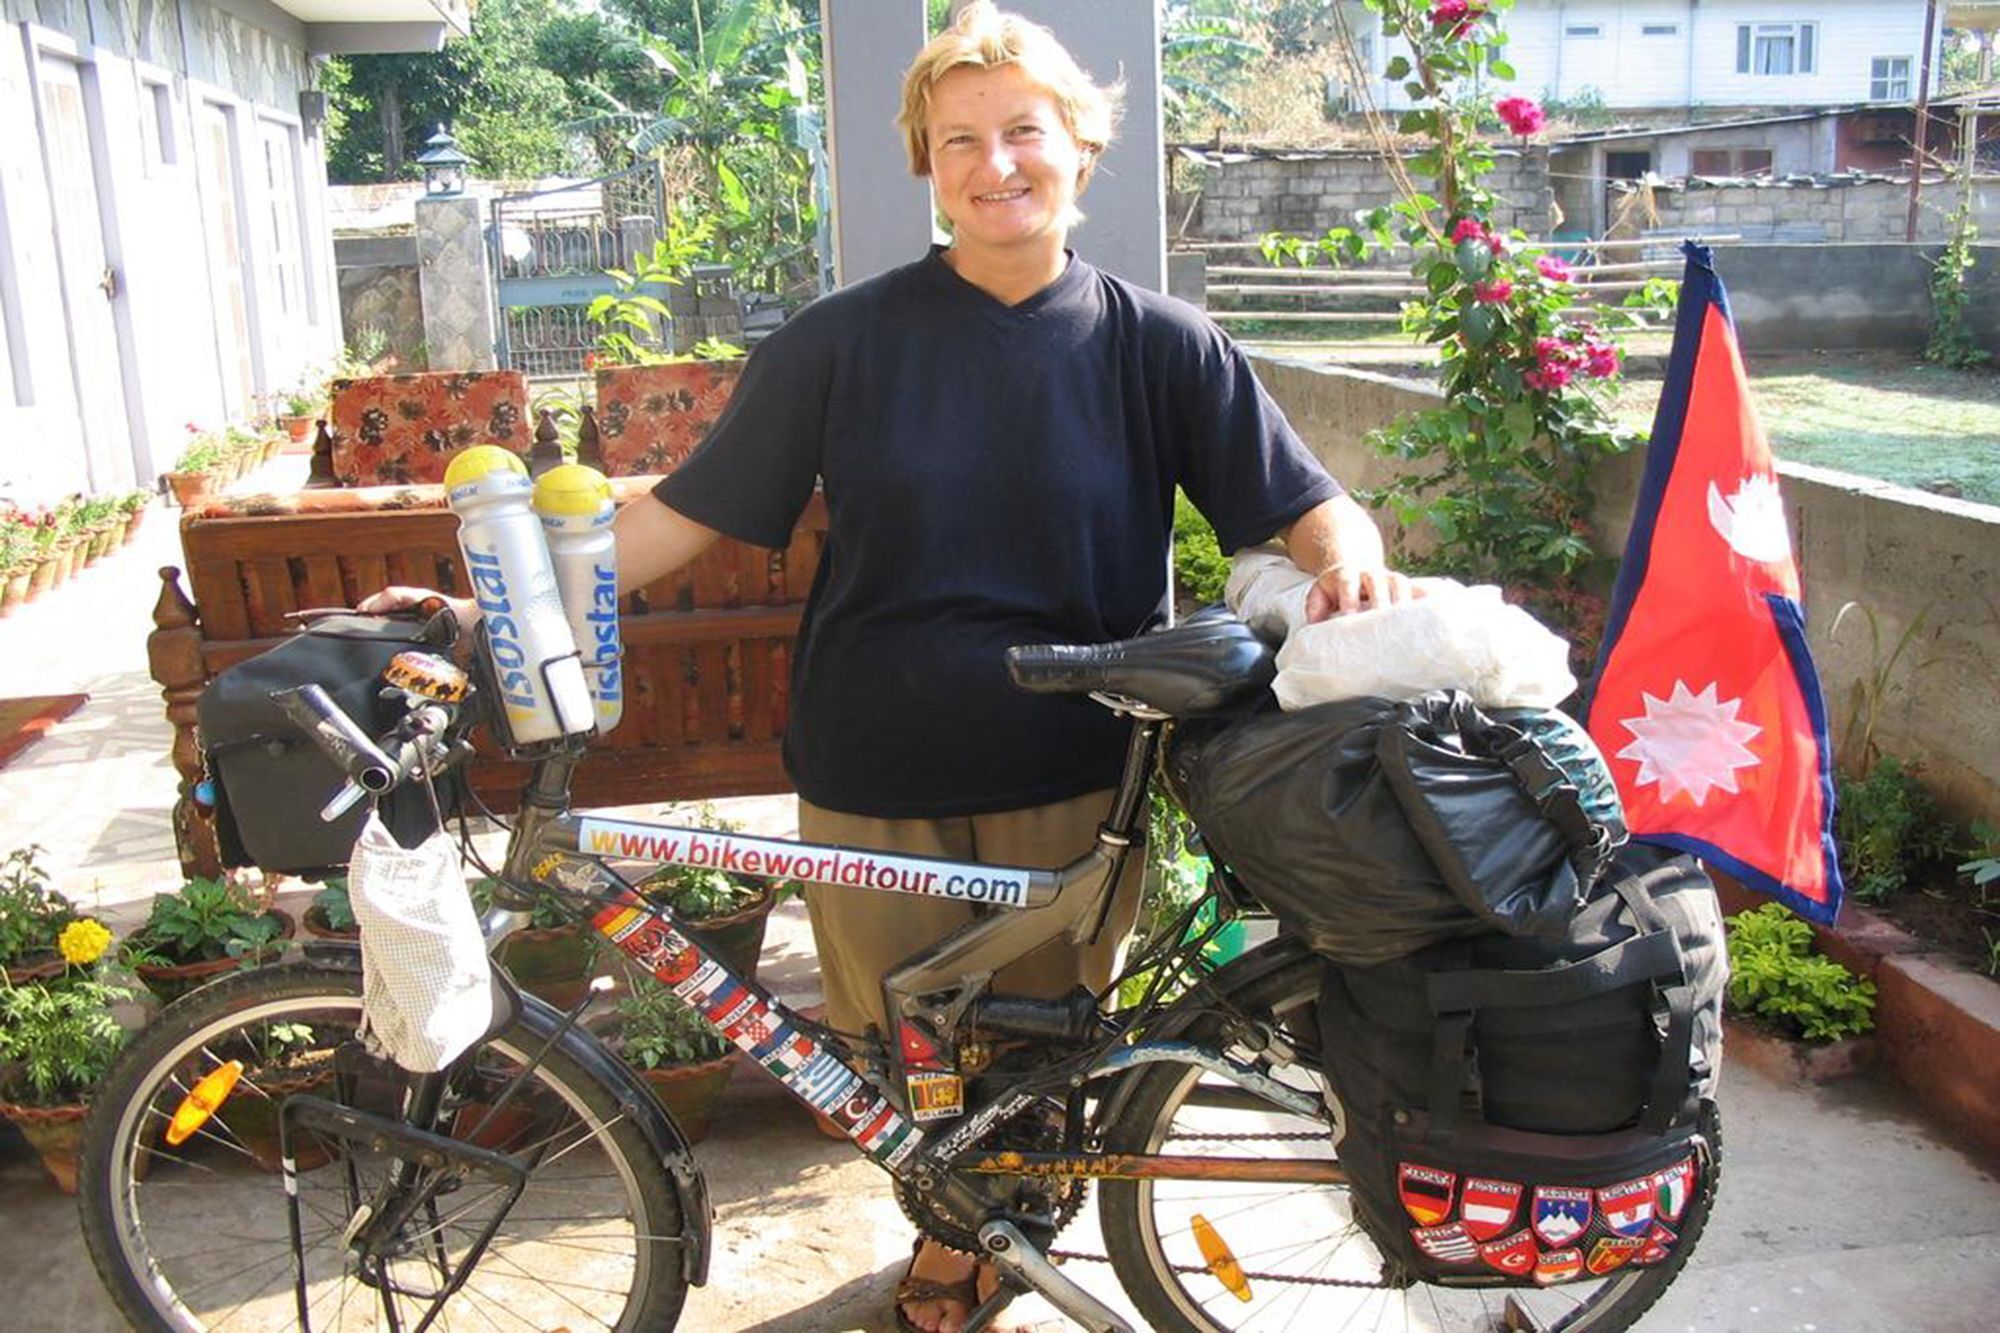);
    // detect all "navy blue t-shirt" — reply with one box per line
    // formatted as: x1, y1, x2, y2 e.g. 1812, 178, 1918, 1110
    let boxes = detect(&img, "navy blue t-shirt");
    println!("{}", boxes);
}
655, 248, 1339, 817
